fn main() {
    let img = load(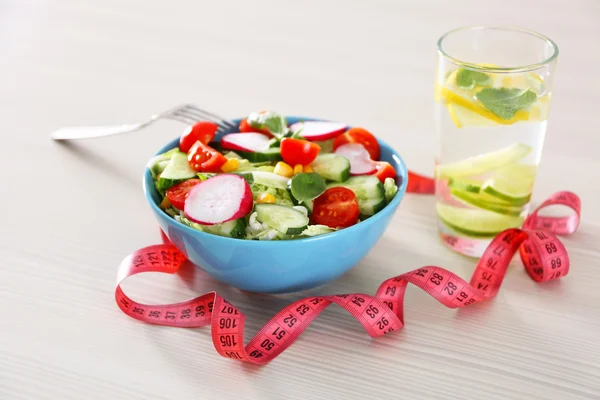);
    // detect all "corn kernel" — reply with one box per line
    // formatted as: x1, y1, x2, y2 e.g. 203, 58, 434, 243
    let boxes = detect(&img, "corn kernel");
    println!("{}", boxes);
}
274, 161, 293, 178
159, 196, 172, 209
303, 165, 313, 173
257, 193, 276, 204
220, 158, 239, 173
293, 164, 303, 175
